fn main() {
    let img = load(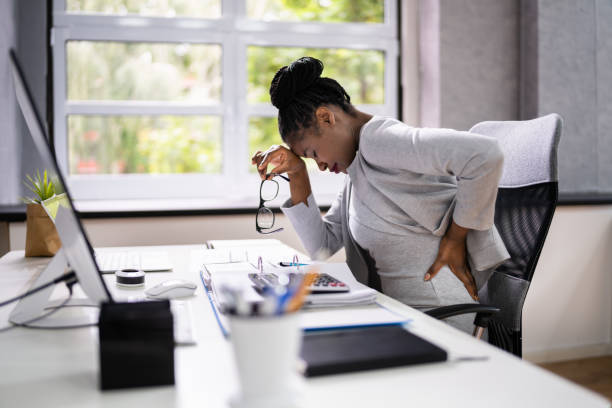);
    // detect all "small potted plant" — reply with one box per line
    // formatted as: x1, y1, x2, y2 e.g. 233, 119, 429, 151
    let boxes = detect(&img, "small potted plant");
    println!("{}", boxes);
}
22, 170, 61, 257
